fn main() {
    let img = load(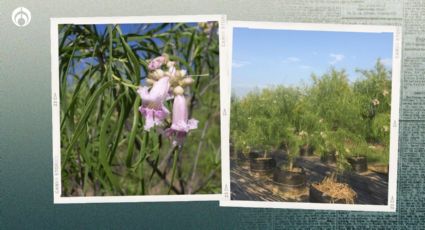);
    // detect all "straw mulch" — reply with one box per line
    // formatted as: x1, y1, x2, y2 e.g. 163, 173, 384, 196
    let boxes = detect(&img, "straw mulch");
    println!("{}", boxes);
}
313, 174, 357, 204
